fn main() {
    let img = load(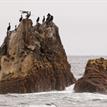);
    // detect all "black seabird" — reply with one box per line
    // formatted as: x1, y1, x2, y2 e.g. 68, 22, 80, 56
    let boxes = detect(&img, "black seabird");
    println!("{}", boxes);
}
19, 15, 23, 22
7, 23, 11, 32
49, 15, 54, 22
20, 10, 29, 14
42, 16, 45, 23
47, 13, 51, 17
26, 11, 31, 19
46, 13, 51, 22
36, 17, 40, 23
